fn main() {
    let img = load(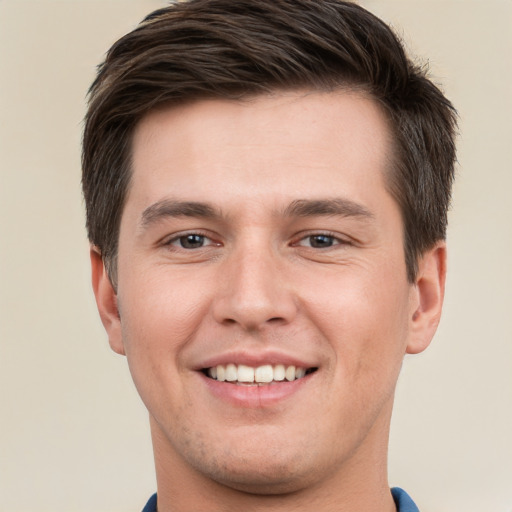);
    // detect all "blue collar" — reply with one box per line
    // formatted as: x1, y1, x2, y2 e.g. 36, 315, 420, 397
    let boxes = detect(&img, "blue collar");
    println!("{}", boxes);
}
143, 487, 419, 511
391, 487, 420, 512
